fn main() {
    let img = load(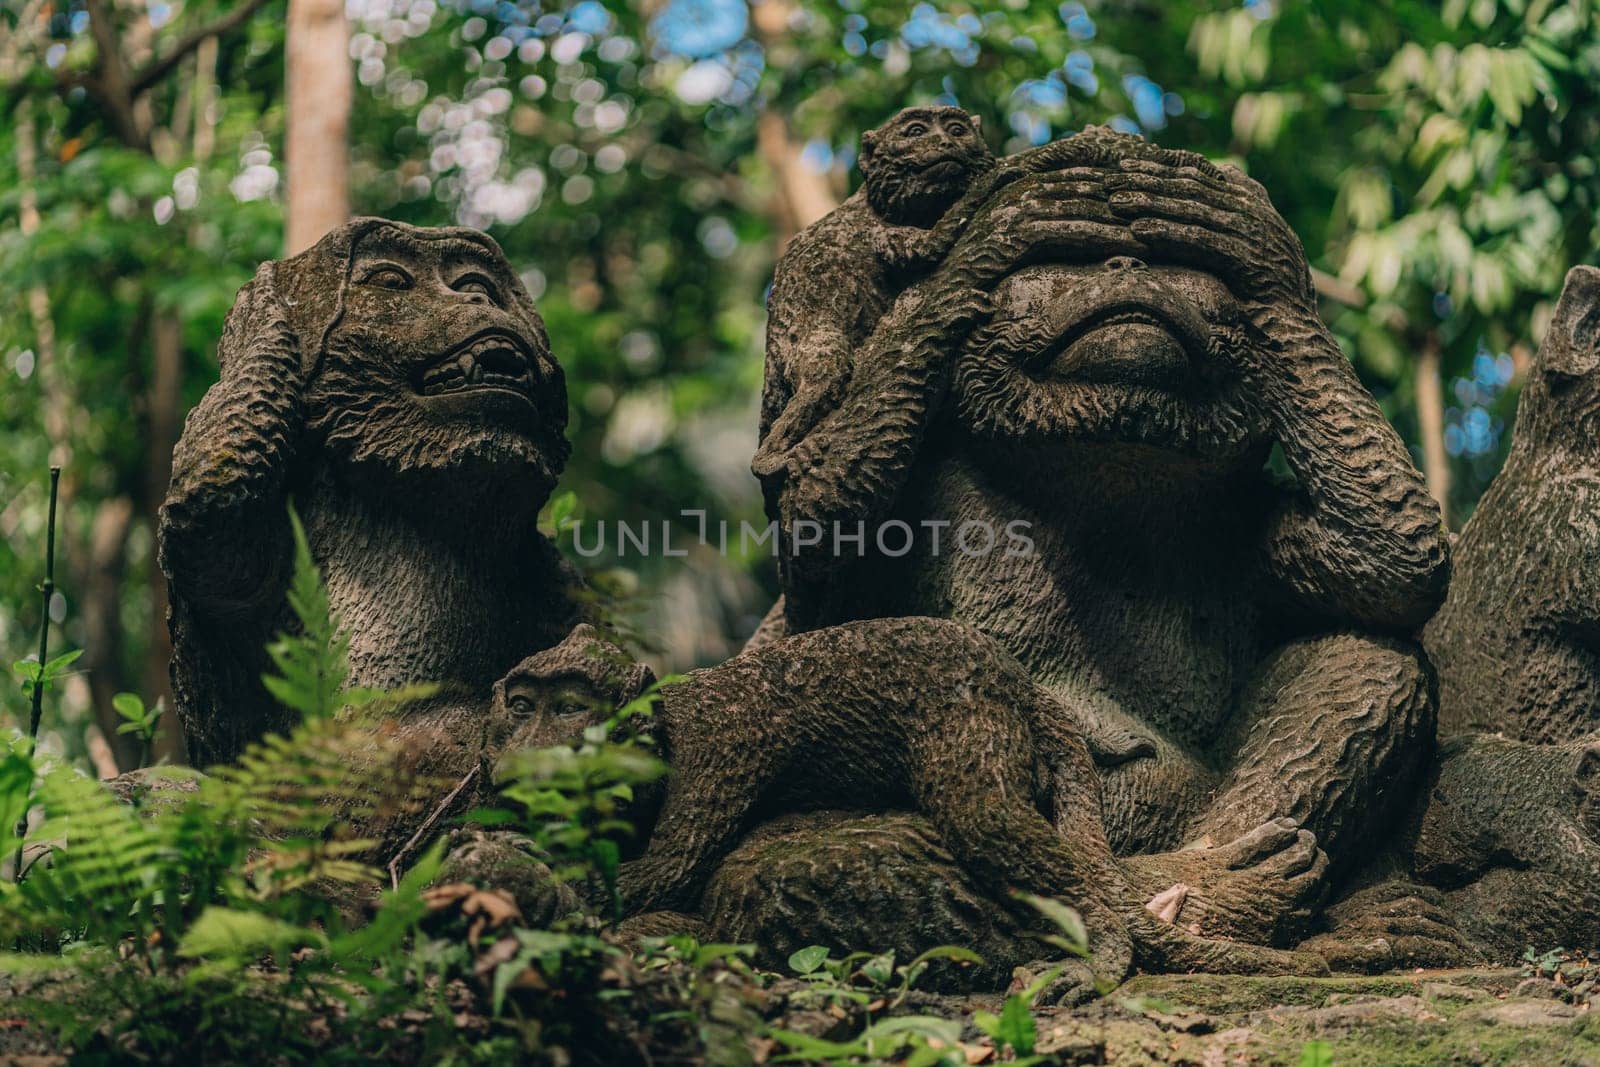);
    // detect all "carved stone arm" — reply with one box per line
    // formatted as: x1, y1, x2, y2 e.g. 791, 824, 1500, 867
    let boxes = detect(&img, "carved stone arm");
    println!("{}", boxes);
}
1105, 158, 1448, 629
1254, 316, 1449, 629
158, 265, 304, 616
